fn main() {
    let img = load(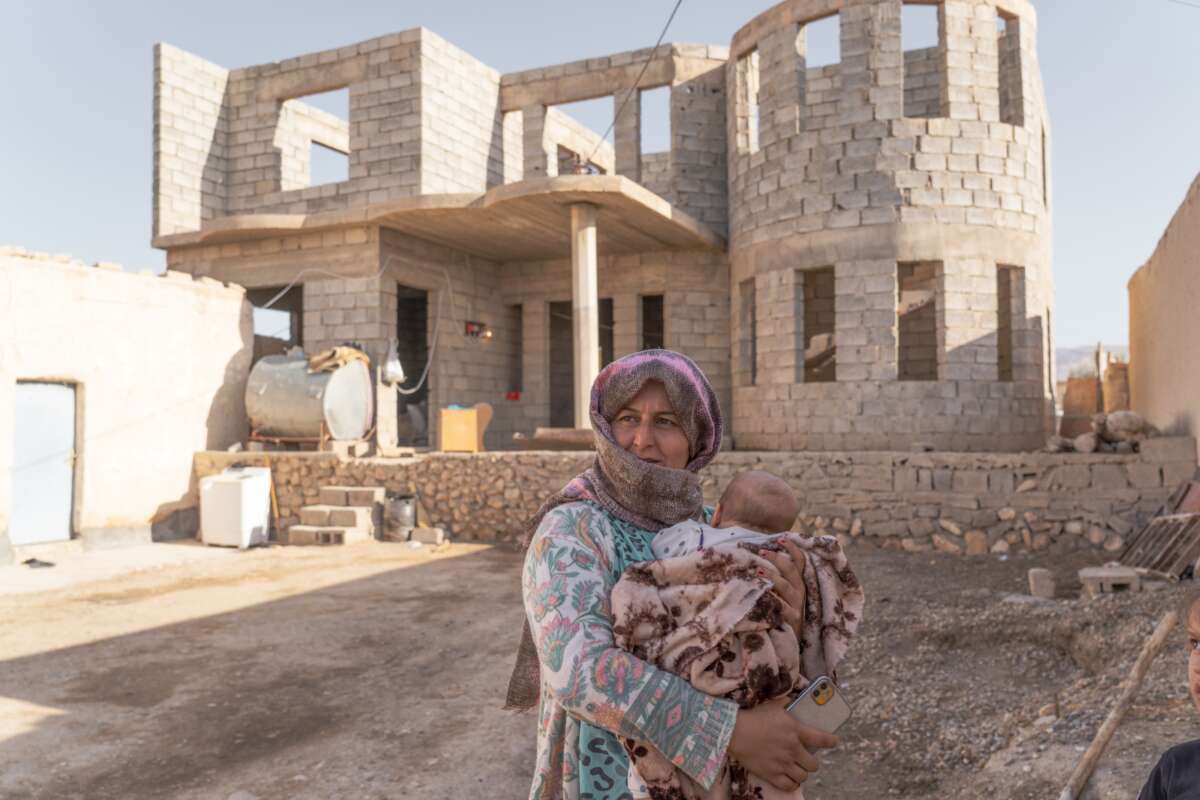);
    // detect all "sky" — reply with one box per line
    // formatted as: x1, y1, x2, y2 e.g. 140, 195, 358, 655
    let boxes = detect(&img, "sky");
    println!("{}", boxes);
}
1, 1, 1197, 347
